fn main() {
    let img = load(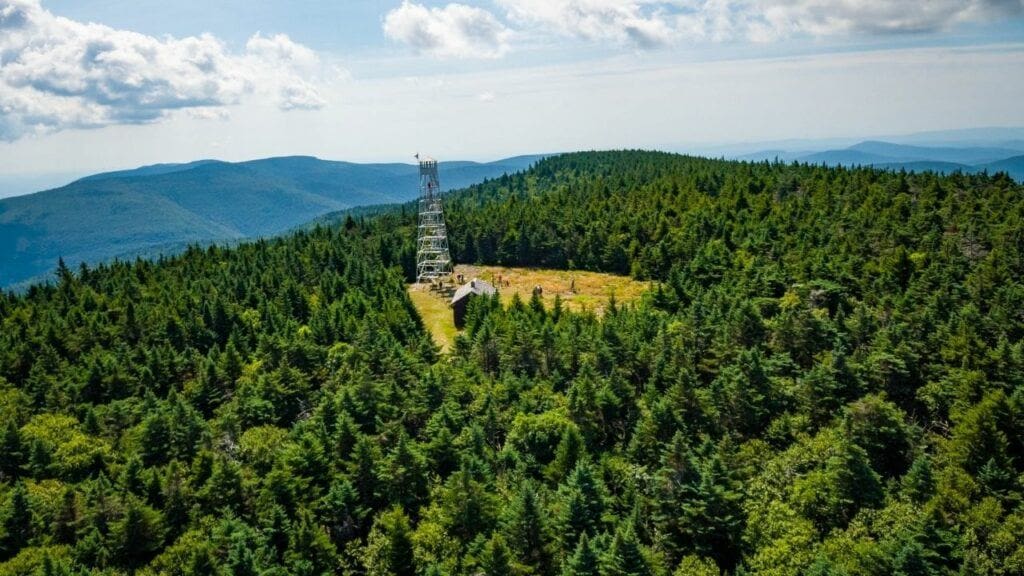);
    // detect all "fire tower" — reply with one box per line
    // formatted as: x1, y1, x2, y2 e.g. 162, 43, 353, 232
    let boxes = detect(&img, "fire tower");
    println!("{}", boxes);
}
415, 156, 453, 283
